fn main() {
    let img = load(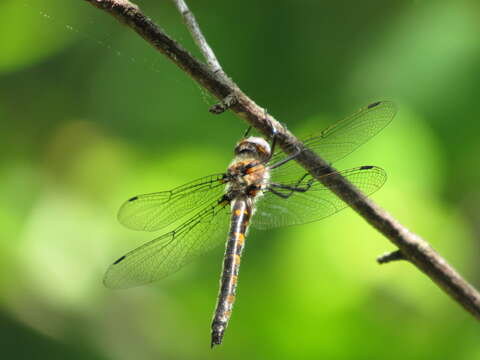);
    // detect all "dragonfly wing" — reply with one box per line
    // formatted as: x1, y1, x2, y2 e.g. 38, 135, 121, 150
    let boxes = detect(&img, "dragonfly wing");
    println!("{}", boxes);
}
269, 101, 396, 184
104, 200, 231, 288
118, 173, 227, 232
252, 166, 386, 230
